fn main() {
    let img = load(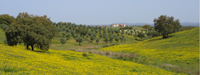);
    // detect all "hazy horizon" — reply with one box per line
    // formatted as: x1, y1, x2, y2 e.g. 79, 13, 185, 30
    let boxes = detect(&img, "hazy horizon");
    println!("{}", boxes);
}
0, 0, 199, 25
